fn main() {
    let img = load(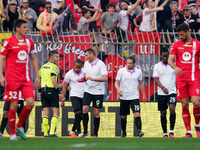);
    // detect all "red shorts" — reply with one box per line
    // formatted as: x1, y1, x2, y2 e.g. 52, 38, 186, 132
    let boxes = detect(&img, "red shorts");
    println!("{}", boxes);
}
4, 80, 35, 102
176, 80, 200, 100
